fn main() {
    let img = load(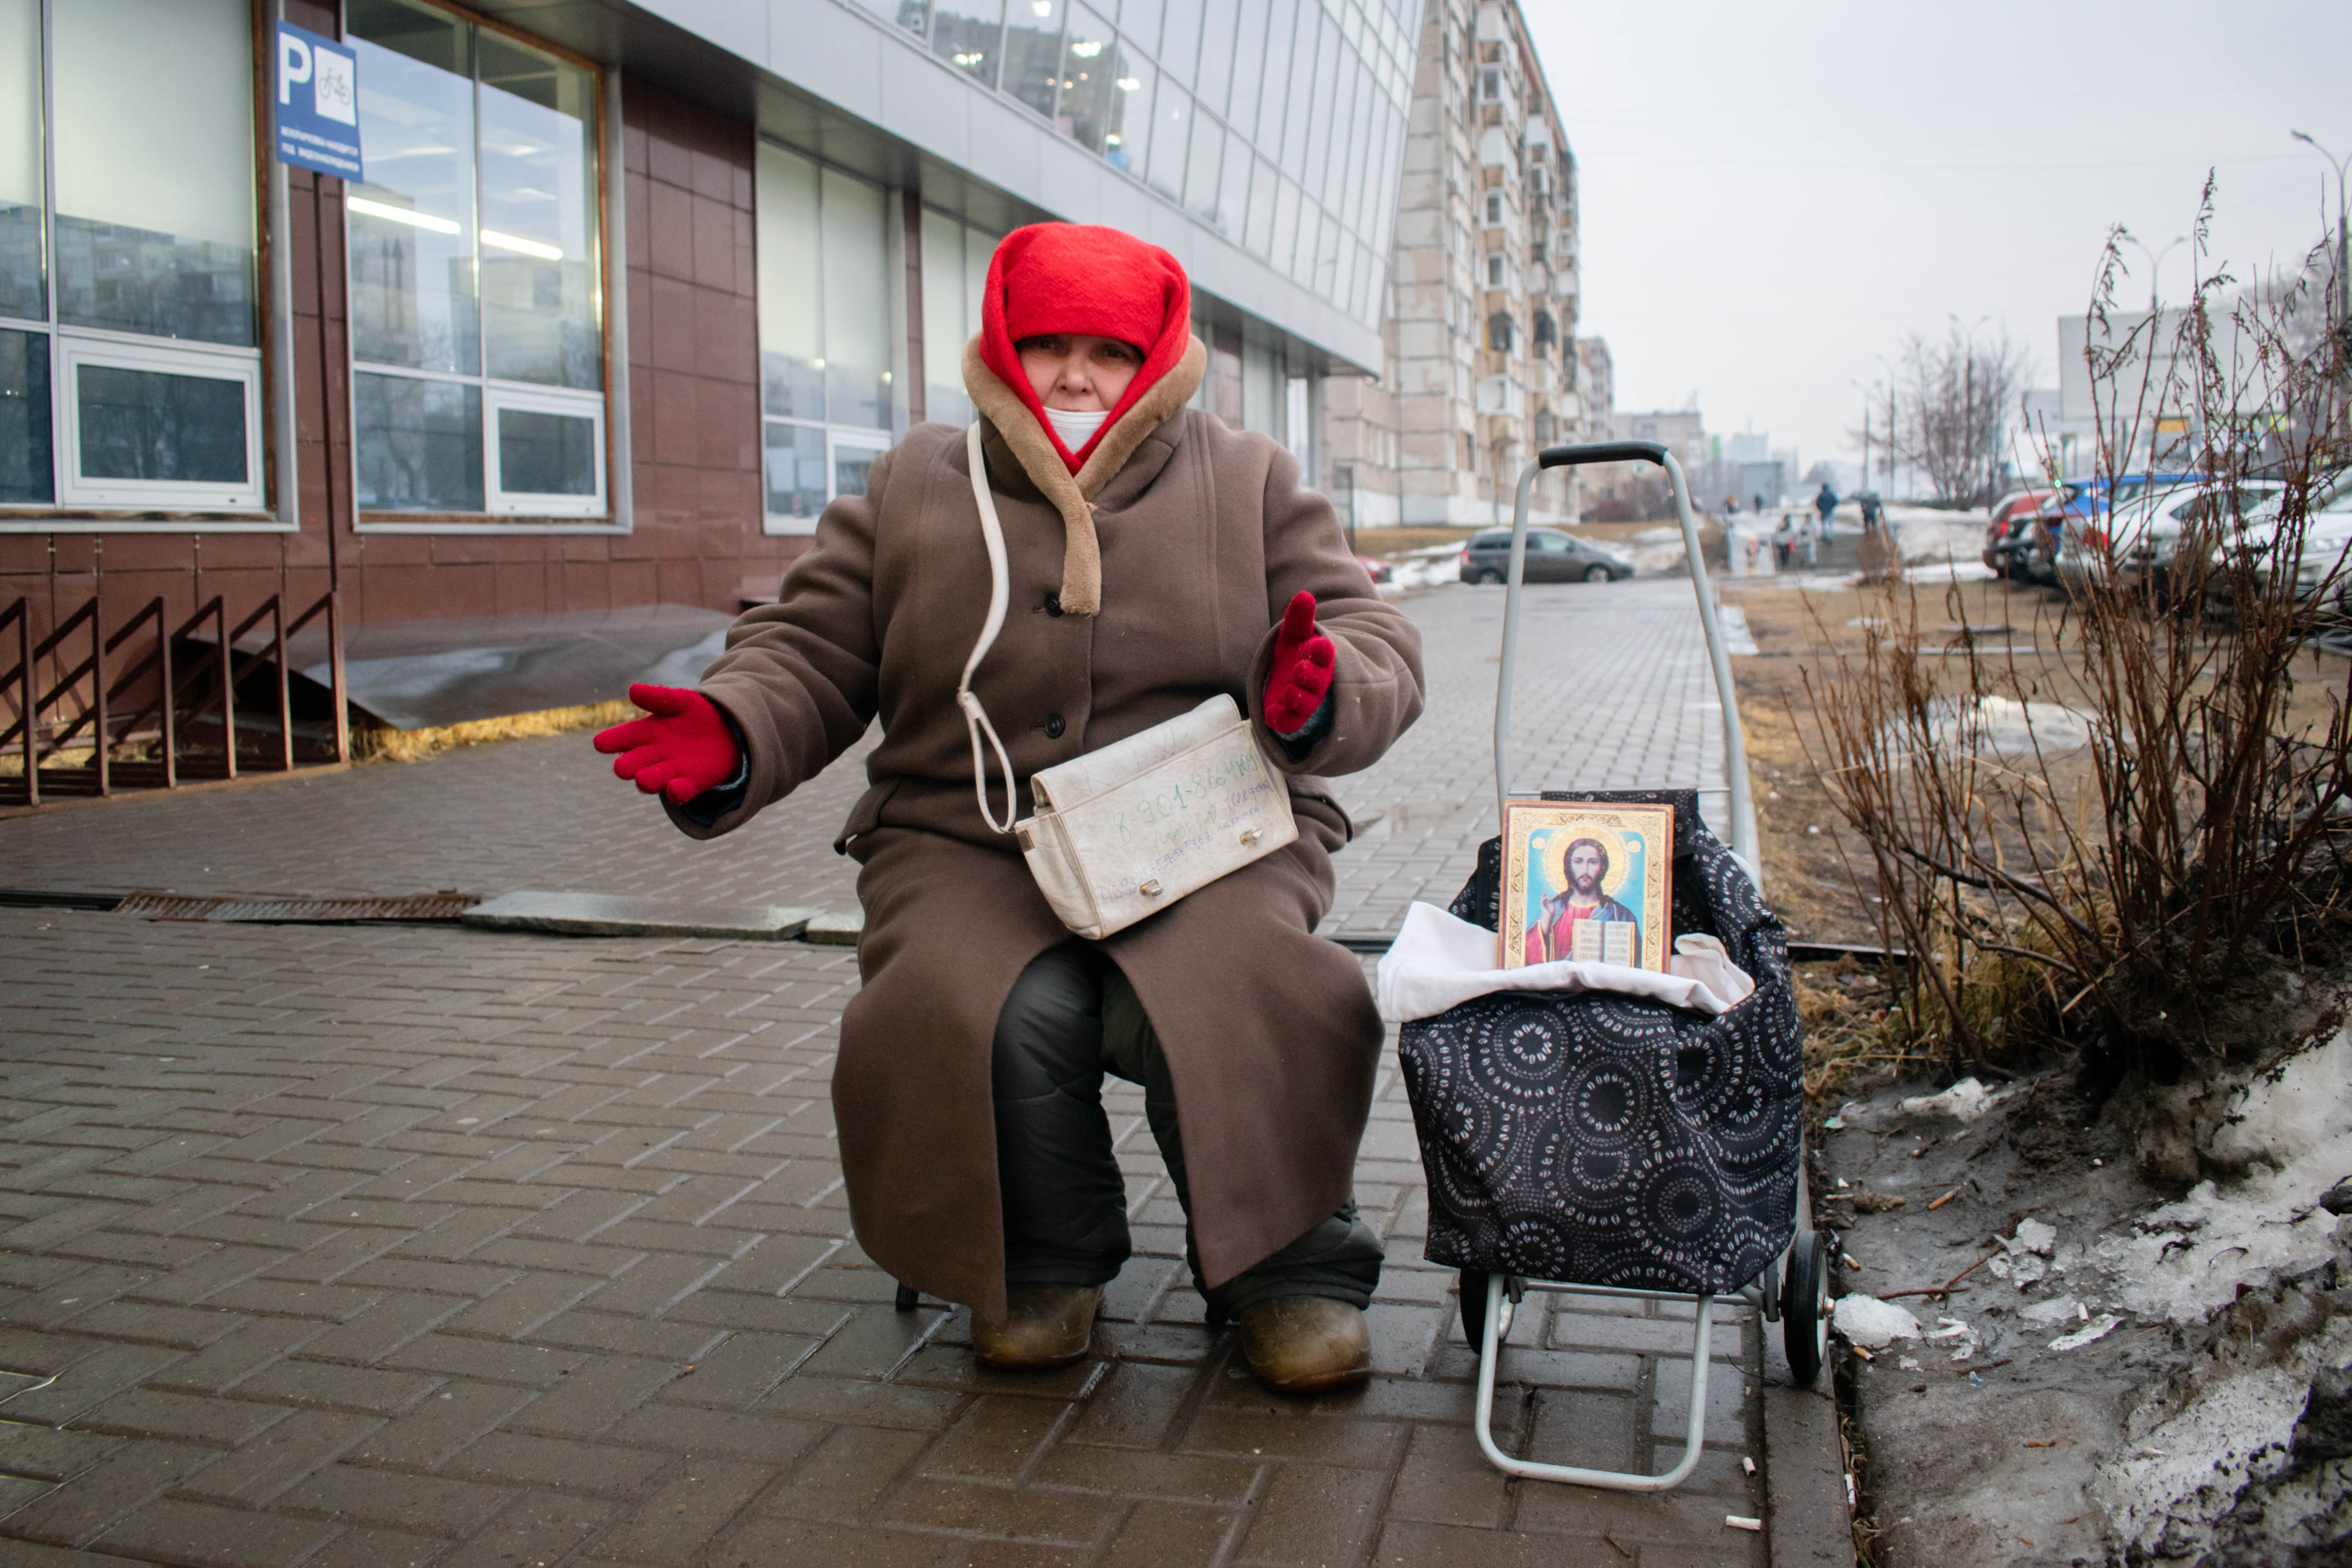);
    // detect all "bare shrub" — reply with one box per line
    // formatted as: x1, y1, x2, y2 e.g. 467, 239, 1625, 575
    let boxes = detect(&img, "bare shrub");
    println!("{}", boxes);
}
1800, 193, 2352, 1092
1889, 323, 2035, 508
